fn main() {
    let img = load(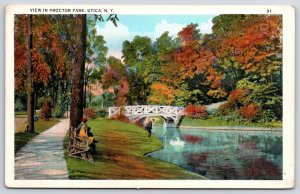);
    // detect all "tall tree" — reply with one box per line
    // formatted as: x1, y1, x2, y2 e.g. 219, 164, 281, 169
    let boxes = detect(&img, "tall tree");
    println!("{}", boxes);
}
102, 56, 129, 106
26, 15, 34, 132
70, 15, 87, 129
84, 16, 108, 108
122, 36, 159, 104
16, 15, 53, 132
